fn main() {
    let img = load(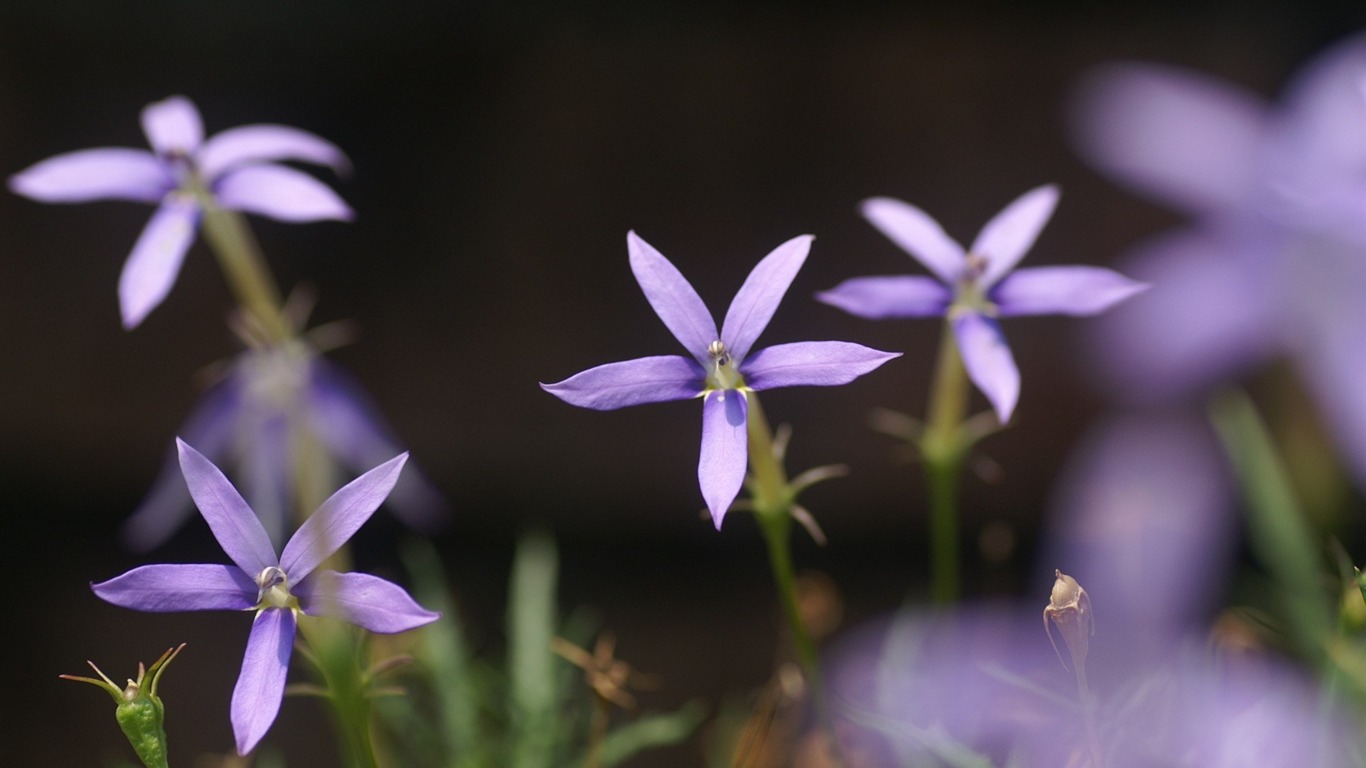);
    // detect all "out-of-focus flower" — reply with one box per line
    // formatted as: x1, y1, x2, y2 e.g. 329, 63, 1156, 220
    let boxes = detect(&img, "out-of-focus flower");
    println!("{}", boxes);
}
8, 95, 352, 328
93, 440, 438, 756
542, 231, 899, 528
1071, 35, 1366, 483
817, 185, 1145, 423
829, 602, 1349, 767
122, 337, 447, 551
